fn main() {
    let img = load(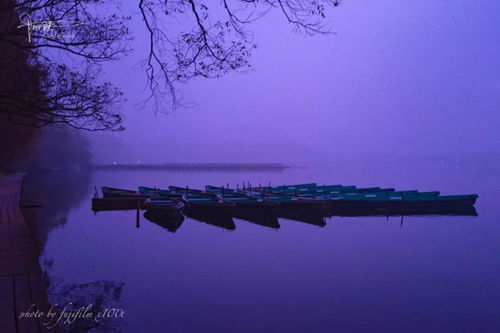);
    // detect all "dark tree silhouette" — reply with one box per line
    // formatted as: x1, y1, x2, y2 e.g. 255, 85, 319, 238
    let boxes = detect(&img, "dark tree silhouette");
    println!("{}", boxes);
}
0, 0, 341, 130
0, 0, 130, 131
138, 0, 341, 109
